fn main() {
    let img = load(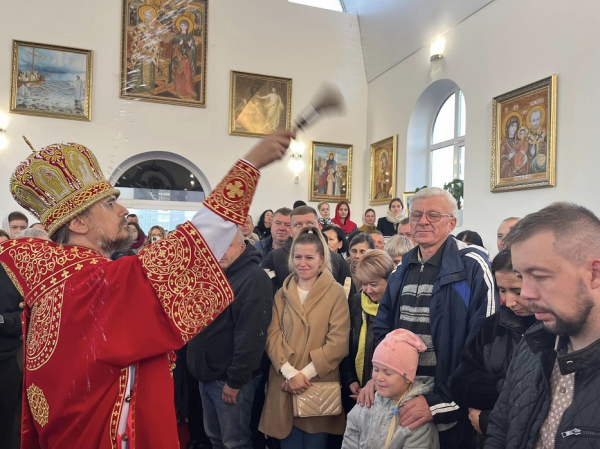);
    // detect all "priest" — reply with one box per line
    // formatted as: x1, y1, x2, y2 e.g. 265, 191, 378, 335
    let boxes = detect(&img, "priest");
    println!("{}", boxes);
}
0, 131, 293, 449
